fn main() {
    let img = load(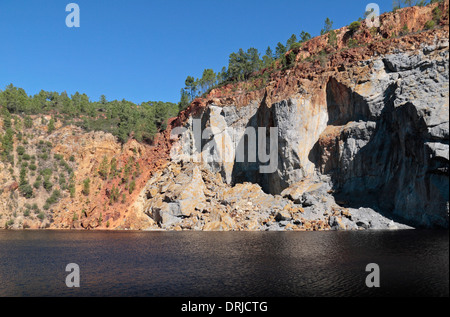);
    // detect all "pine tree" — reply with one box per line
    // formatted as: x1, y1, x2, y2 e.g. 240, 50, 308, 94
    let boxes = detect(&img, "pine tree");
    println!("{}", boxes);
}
286, 34, 298, 50
320, 18, 333, 35
179, 89, 190, 111
275, 42, 287, 59
184, 76, 197, 101
299, 31, 311, 43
